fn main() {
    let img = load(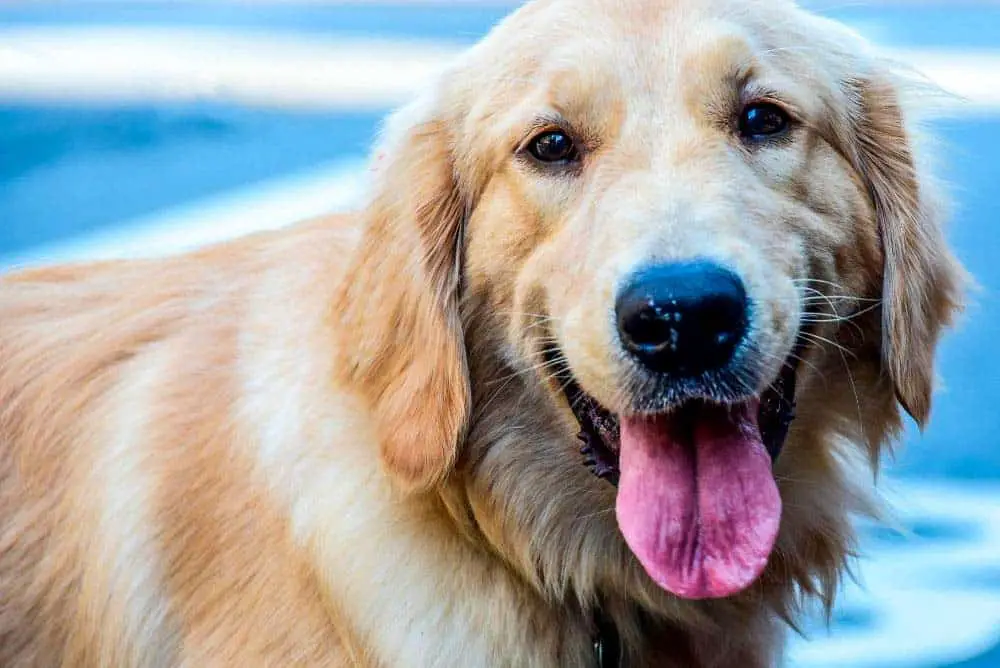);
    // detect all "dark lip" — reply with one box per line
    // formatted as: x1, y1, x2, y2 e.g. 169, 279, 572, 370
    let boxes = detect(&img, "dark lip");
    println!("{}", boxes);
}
548, 346, 801, 488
